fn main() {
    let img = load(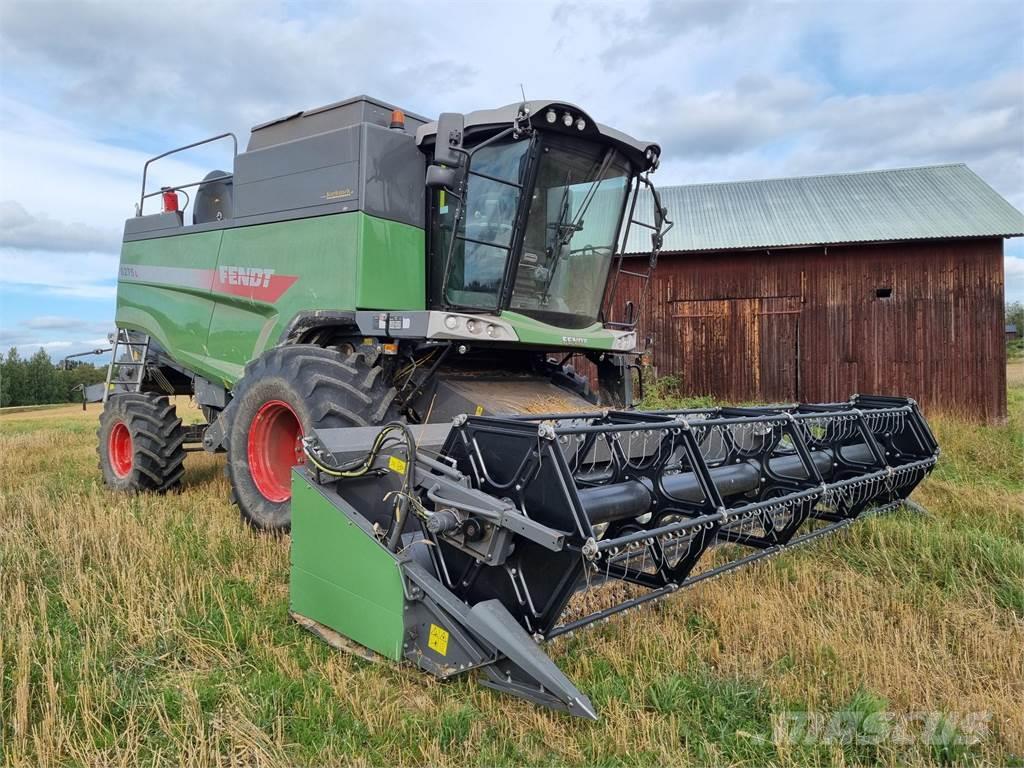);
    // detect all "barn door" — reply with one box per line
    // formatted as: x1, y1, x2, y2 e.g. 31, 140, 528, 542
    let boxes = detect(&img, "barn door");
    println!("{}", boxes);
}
671, 296, 800, 403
